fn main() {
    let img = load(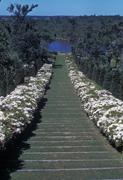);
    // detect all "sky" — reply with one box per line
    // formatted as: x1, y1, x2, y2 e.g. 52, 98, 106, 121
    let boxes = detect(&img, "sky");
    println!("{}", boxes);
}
0, 0, 123, 16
